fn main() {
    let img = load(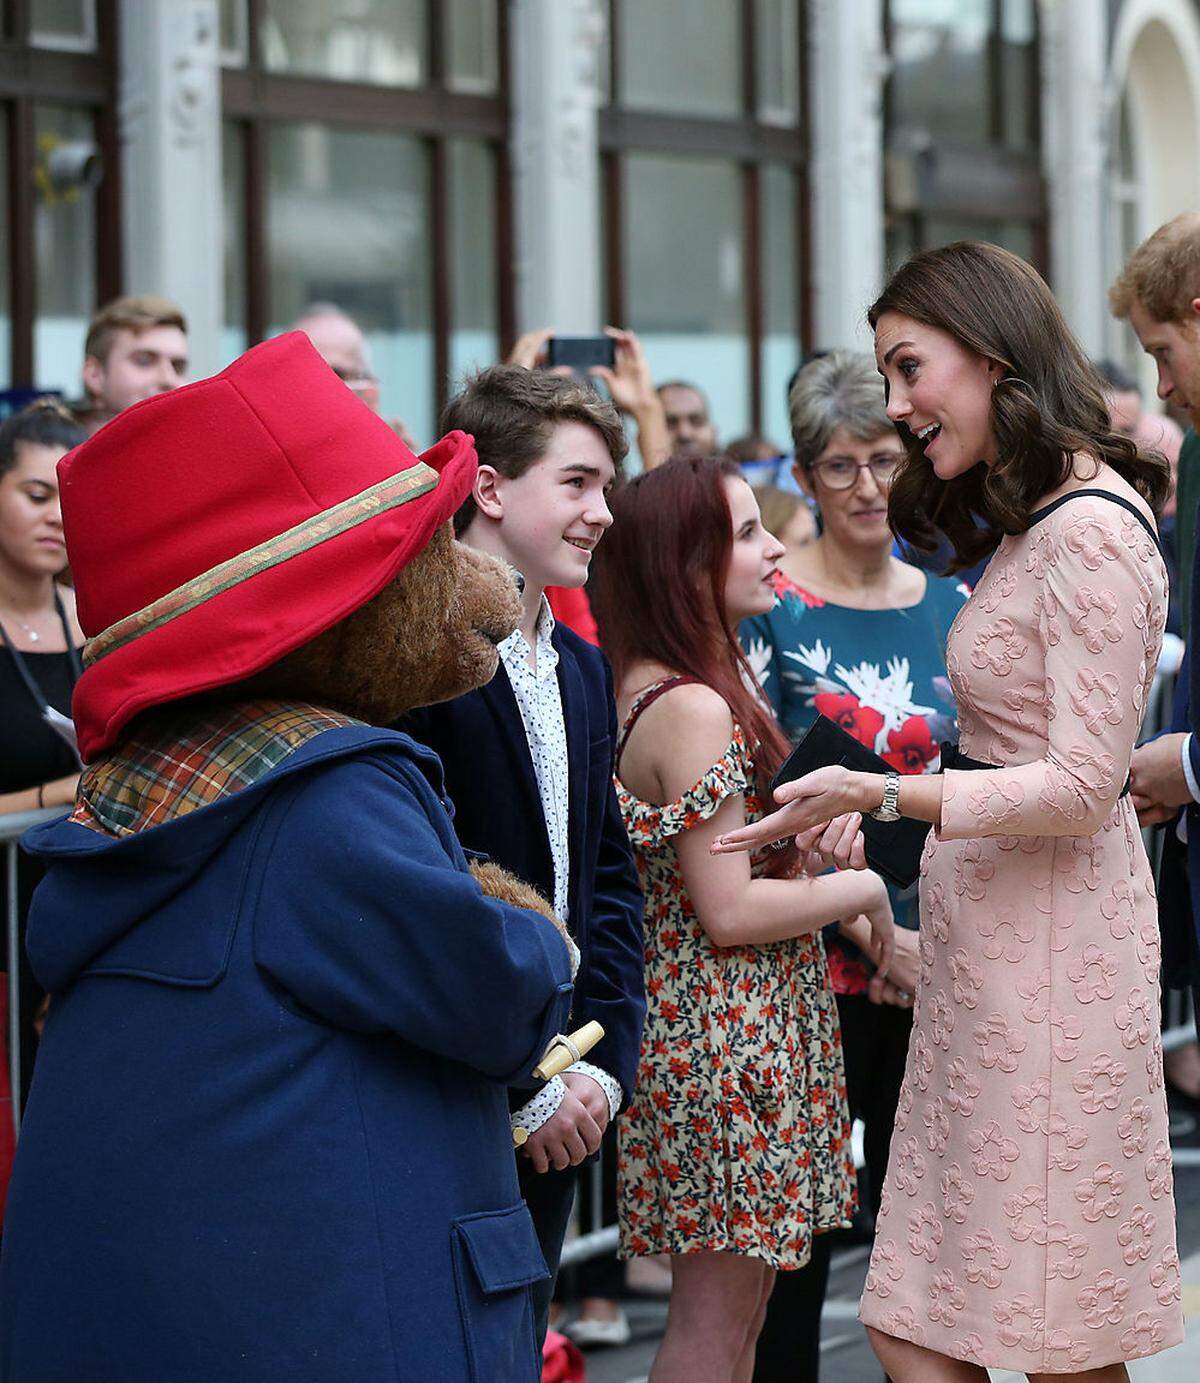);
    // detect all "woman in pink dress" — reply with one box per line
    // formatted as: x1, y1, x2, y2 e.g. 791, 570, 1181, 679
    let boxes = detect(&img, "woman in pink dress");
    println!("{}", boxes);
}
713, 241, 1184, 1381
